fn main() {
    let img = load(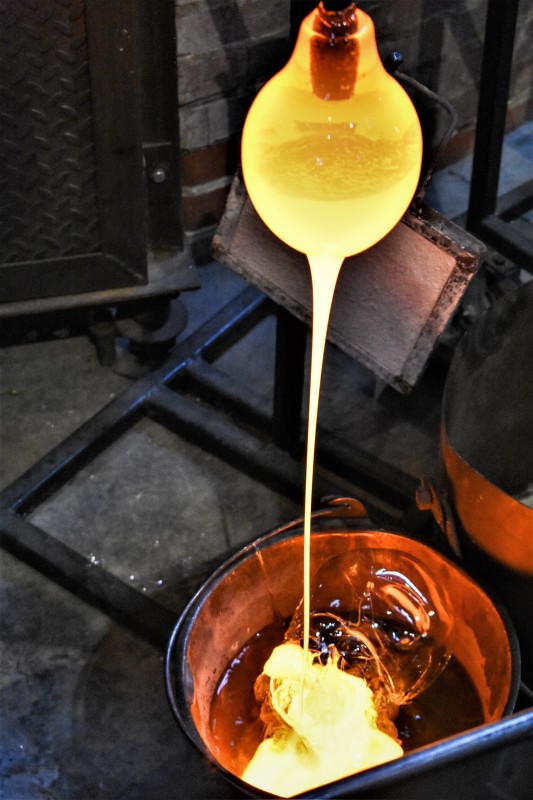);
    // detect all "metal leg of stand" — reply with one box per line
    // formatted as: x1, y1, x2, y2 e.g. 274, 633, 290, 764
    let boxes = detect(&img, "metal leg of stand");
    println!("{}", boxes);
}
272, 306, 307, 452
467, 0, 519, 225
466, 0, 532, 271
